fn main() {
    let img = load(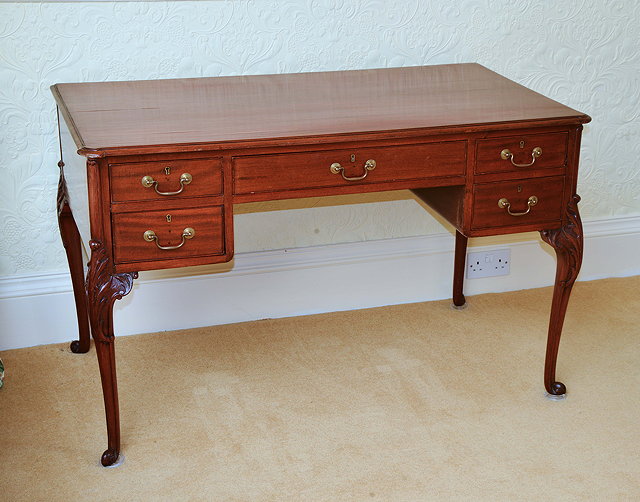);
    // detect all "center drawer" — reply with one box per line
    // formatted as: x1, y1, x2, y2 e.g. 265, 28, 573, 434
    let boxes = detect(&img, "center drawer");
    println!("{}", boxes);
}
233, 141, 466, 195
112, 206, 226, 264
